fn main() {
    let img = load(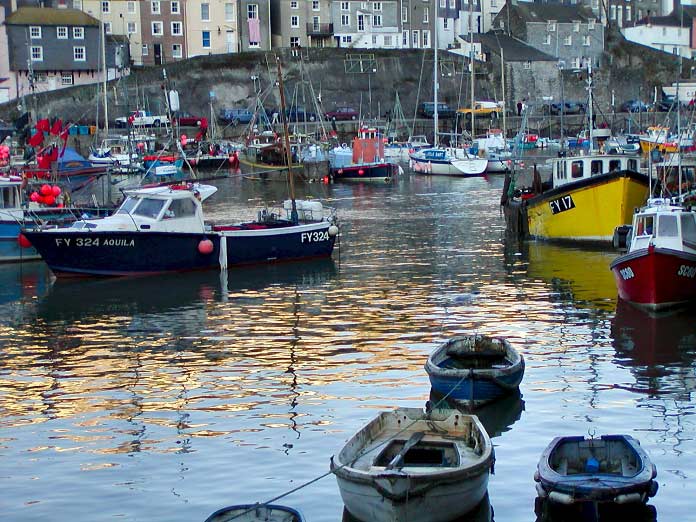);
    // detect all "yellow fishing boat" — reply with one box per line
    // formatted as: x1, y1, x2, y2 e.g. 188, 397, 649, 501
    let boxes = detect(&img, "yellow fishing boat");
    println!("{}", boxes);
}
639, 126, 678, 154
506, 154, 649, 244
